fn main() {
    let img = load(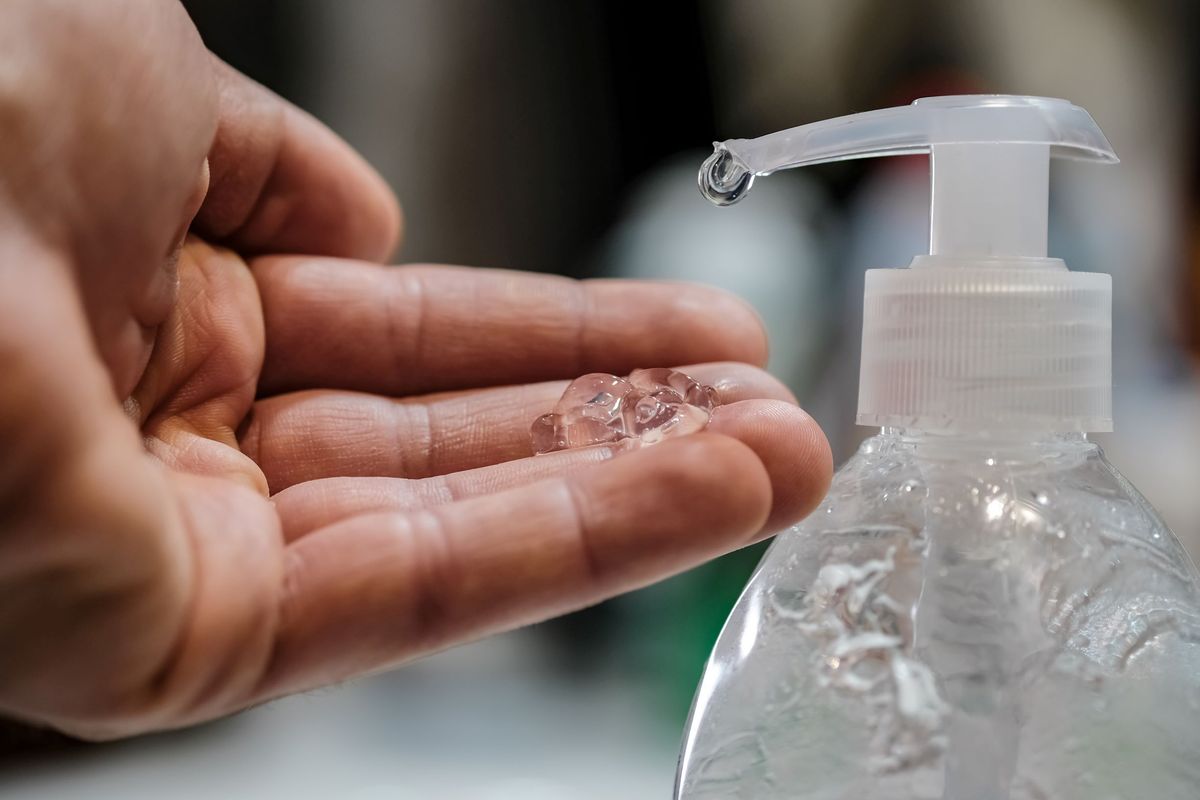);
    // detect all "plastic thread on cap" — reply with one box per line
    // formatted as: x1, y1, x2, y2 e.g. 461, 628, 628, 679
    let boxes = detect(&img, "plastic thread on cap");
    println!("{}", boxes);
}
857, 262, 1112, 432
698, 95, 1117, 433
